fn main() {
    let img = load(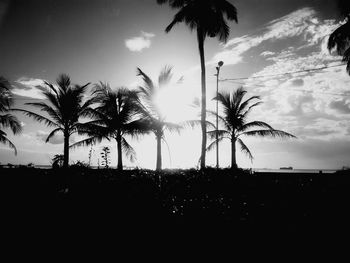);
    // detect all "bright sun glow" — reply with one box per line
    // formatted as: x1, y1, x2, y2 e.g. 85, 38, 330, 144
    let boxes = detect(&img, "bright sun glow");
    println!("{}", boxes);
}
153, 84, 198, 123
